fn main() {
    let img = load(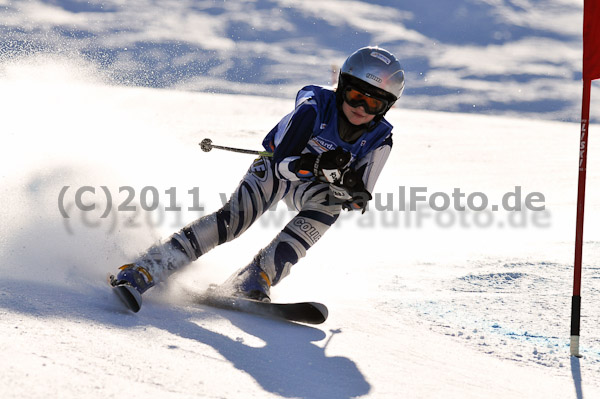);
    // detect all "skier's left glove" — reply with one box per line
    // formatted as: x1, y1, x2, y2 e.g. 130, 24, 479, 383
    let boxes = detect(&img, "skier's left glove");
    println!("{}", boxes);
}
329, 169, 372, 212
294, 147, 351, 183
